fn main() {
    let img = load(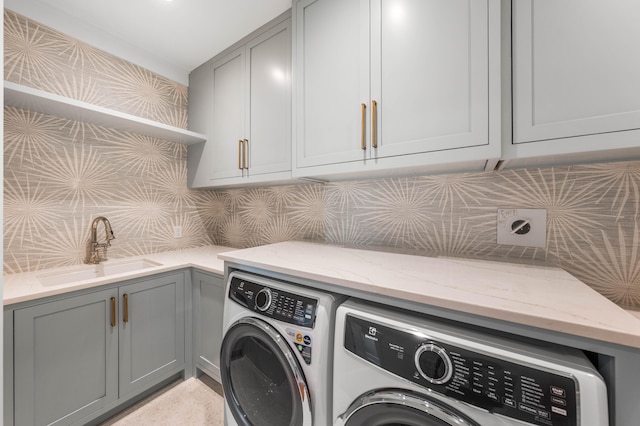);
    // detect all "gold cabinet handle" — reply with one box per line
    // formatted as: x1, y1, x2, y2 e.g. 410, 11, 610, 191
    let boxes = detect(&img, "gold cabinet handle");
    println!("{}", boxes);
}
238, 140, 244, 170
243, 139, 249, 169
123, 294, 129, 323
371, 100, 378, 149
110, 297, 116, 327
361, 103, 366, 150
